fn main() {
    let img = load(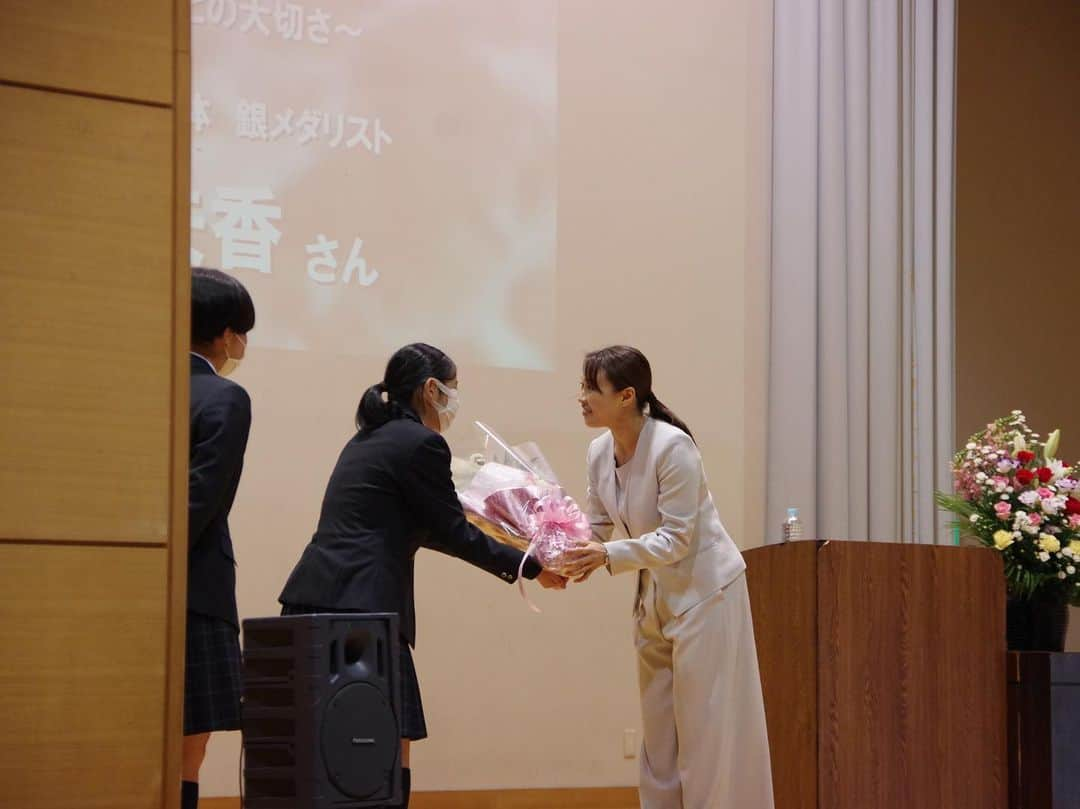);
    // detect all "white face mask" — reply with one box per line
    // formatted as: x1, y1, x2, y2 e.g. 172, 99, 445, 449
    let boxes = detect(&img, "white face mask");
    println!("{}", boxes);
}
431, 379, 460, 431
219, 333, 245, 377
